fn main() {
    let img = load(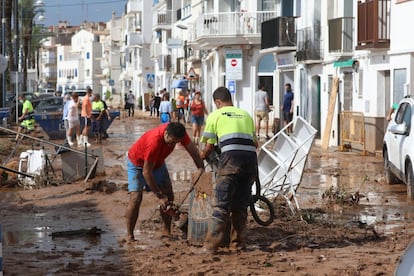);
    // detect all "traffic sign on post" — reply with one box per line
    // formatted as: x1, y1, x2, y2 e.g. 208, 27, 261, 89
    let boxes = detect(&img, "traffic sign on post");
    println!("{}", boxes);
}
187, 67, 198, 79
227, 80, 236, 94
146, 73, 155, 83
225, 50, 243, 80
